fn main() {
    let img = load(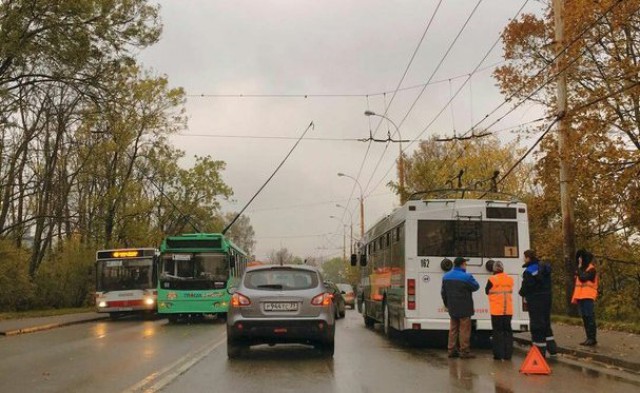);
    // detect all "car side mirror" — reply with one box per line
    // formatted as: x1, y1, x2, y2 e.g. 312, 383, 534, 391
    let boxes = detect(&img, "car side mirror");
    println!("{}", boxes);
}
350, 254, 357, 266
360, 254, 367, 266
